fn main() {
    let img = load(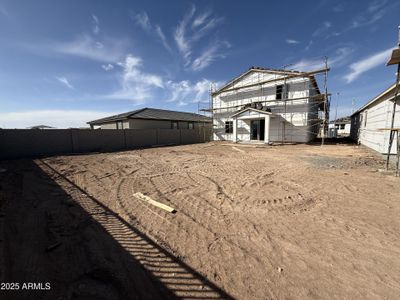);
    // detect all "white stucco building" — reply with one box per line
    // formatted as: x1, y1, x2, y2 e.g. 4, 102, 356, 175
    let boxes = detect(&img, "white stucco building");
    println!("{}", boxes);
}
328, 117, 351, 137
351, 83, 399, 154
212, 67, 326, 143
